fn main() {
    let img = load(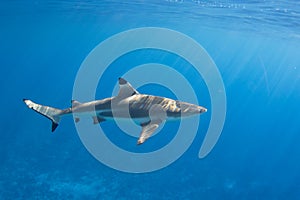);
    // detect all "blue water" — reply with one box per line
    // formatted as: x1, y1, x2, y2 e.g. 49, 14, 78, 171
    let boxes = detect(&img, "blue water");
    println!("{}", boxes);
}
1, 0, 300, 199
